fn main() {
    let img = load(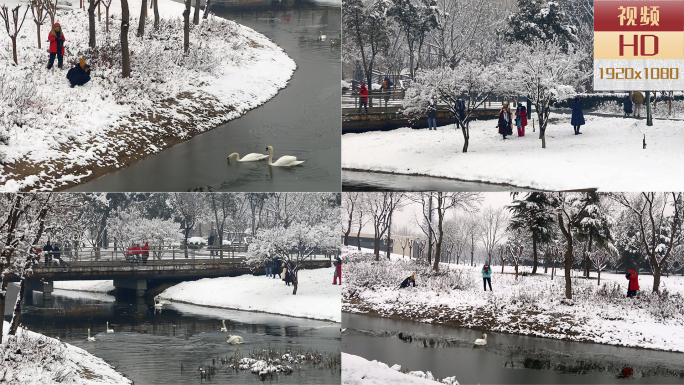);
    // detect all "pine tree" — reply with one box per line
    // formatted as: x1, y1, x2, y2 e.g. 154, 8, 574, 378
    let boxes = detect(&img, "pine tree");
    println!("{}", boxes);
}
504, 0, 576, 51
507, 192, 555, 274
